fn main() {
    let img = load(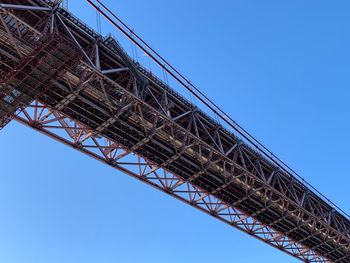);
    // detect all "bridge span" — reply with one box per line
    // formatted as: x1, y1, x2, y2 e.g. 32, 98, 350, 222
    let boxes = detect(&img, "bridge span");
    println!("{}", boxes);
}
0, 1, 349, 262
